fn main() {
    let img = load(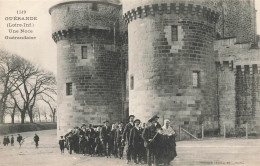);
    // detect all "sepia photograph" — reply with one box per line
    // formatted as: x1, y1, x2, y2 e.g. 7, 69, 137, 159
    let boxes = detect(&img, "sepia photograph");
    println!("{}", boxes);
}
0, 0, 260, 165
